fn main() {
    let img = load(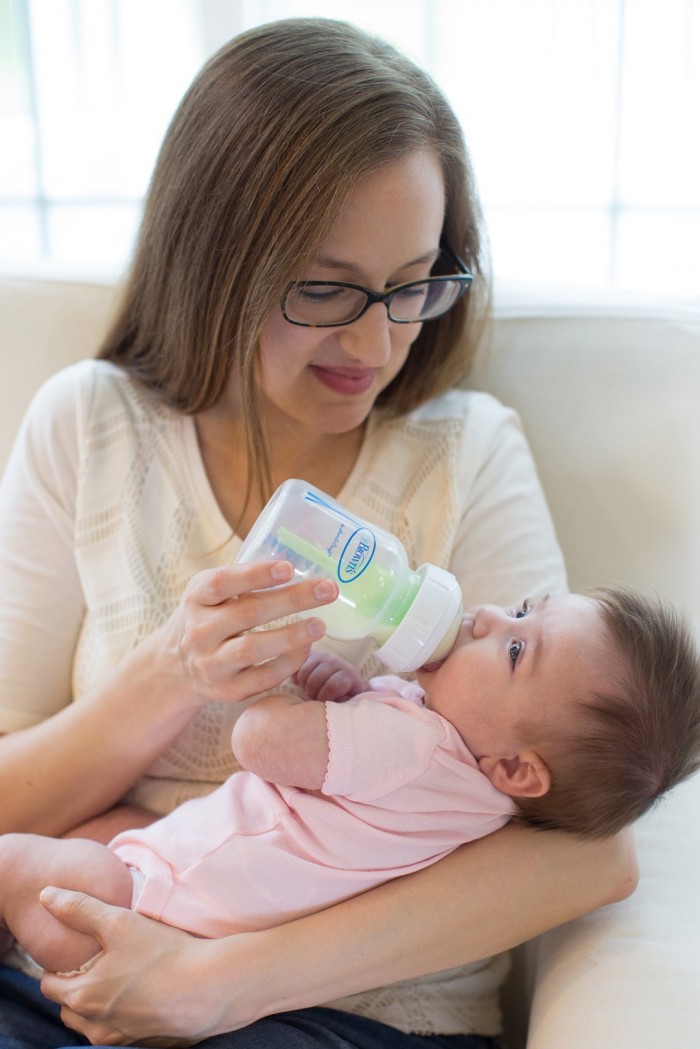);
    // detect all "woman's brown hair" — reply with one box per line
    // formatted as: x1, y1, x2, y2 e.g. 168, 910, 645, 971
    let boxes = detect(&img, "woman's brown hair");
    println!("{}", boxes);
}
98, 18, 490, 502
